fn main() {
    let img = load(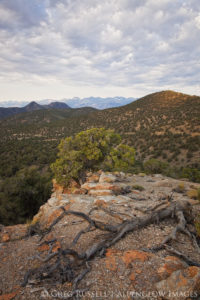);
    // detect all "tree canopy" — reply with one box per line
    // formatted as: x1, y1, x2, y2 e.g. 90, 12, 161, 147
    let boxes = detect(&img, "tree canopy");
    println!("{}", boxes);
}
0, 167, 52, 225
51, 128, 135, 187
